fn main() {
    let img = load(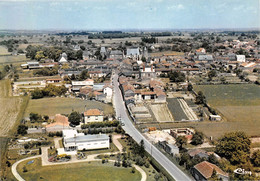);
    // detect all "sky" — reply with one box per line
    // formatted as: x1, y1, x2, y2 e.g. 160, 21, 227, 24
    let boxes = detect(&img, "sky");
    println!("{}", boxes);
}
0, 0, 259, 30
